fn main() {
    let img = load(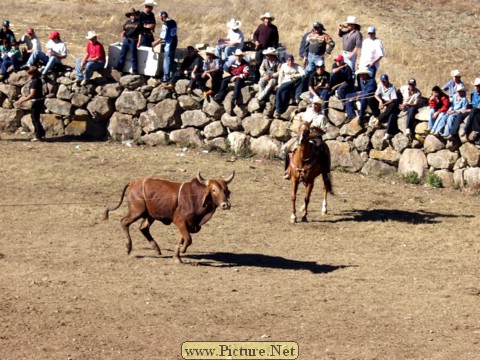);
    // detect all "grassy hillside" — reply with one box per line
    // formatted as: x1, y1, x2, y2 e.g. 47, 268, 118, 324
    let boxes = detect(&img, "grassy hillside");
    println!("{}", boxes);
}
4, 0, 479, 95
